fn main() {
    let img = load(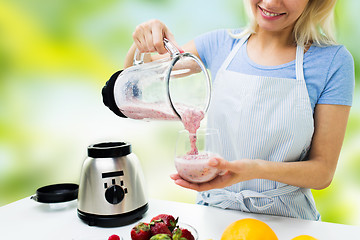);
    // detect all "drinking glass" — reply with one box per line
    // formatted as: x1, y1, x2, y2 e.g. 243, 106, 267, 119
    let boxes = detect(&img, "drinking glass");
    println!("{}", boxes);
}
175, 128, 222, 183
